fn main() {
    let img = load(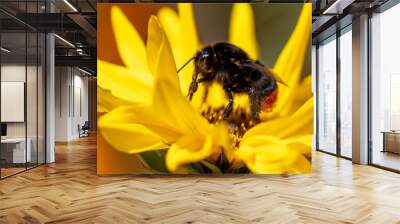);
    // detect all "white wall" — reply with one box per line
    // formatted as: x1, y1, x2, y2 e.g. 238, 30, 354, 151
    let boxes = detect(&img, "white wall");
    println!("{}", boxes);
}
54, 67, 89, 141
1, 65, 36, 138
1, 63, 46, 164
